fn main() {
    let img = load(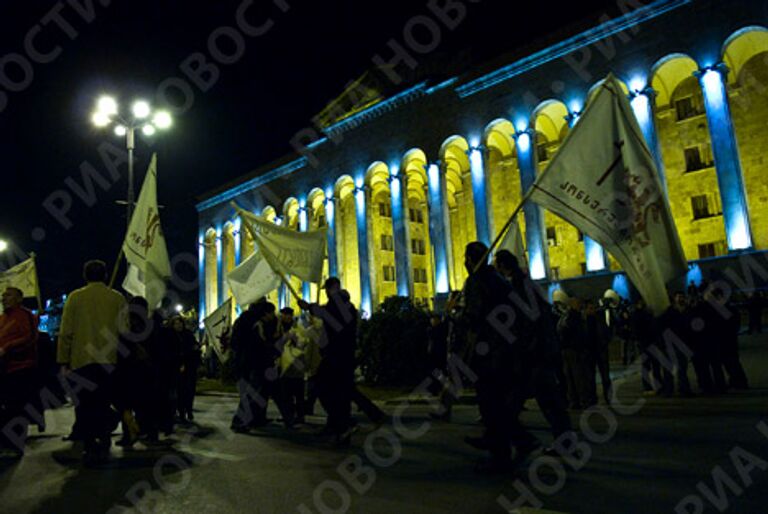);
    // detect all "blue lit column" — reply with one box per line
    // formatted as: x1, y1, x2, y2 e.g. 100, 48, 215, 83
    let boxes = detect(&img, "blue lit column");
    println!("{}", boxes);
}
468, 145, 491, 246
427, 163, 450, 293
389, 166, 411, 297
299, 203, 311, 301
216, 226, 224, 306
695, 64, 753, 251
198, 231, 206, 324
354, 182, 373, 315
275, 216, 287, 309
566, 111, 606, 272
629, 87, 667, 189
325, 191, 338, 278
515, 129, 548, 280
233, 218, 242, 266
